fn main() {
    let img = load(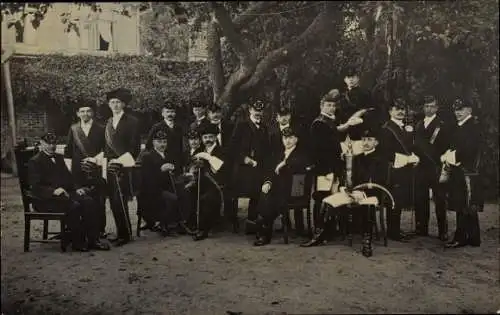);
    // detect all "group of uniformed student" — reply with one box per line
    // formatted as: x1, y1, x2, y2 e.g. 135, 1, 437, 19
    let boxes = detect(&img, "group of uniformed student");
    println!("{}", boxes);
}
27, 67, 484, 257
